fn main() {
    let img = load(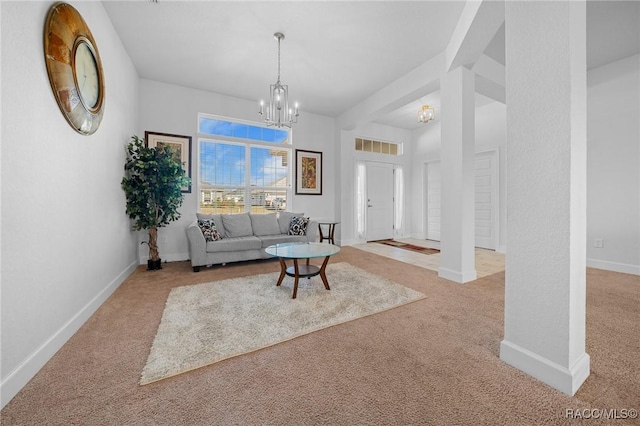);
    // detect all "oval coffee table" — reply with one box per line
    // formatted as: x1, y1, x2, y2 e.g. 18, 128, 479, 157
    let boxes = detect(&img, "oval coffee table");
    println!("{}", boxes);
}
265, 242, 341, 299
